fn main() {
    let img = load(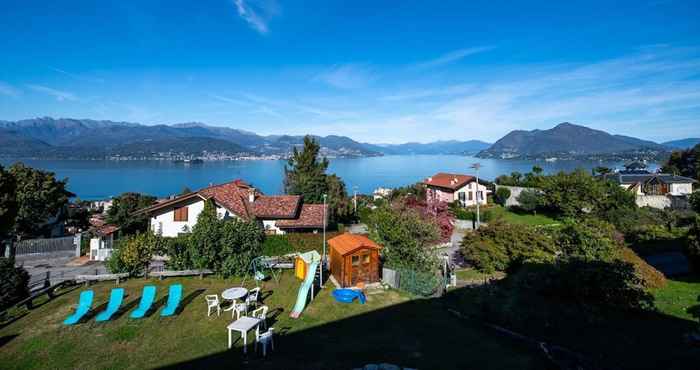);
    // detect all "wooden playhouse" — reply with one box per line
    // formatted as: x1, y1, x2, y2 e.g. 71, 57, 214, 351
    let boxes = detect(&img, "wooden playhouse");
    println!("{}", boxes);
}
328, 233, 382, 287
